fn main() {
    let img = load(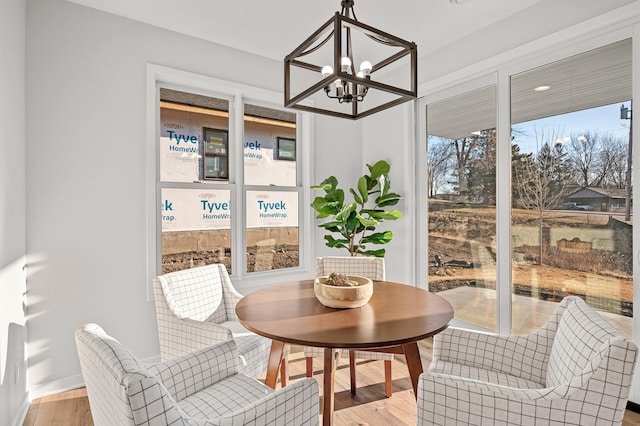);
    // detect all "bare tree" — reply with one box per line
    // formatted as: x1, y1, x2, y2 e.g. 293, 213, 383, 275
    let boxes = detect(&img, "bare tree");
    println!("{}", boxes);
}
514, 127, 570, 265
598, 134, 629, 189
564, 130, 600, 187
427, 136, 454, 198
452, 137, 478, 200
